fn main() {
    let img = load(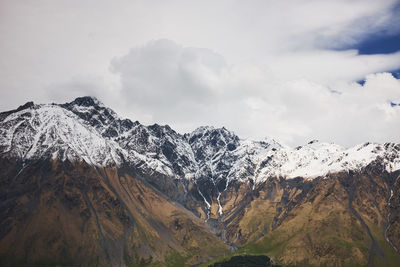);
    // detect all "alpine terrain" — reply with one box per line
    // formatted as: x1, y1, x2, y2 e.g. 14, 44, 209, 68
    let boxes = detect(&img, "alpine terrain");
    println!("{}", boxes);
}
1, 96, 400, 266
